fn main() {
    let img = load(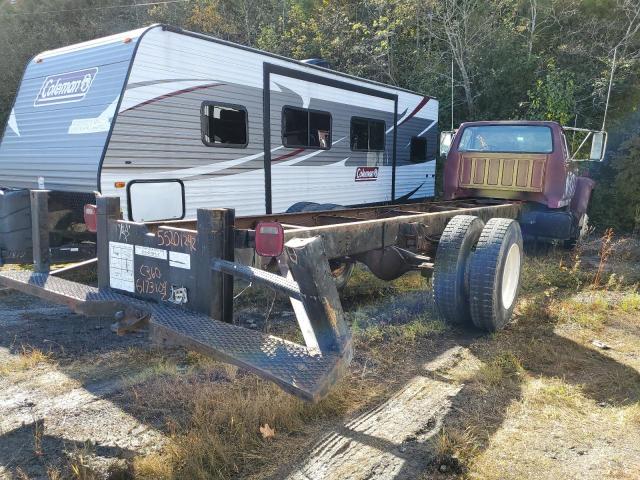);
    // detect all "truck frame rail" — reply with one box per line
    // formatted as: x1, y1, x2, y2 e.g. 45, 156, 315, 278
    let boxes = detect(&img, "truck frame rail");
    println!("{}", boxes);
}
0, 194, 522, 401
